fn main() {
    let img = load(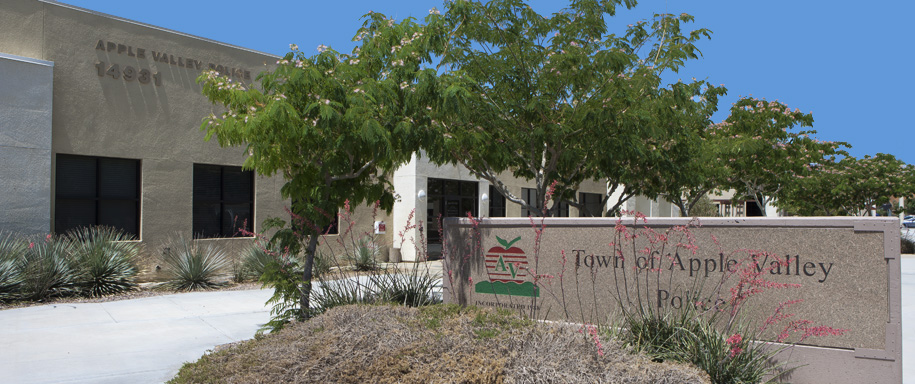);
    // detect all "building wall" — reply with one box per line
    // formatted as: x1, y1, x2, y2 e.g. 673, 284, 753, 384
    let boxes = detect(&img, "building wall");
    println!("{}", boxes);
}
0, 53, 54, 235
392, 154, 613, 261
0, 0, 288, 276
